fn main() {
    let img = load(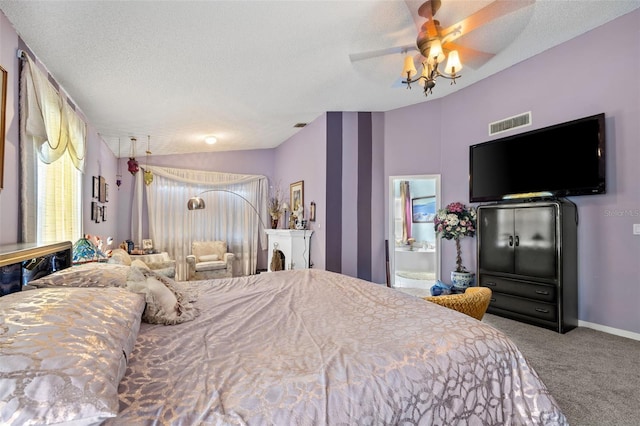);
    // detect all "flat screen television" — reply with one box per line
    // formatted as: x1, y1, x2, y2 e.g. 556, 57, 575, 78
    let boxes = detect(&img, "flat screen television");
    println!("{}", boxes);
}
469, 113, 606, 203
